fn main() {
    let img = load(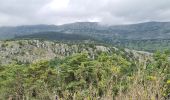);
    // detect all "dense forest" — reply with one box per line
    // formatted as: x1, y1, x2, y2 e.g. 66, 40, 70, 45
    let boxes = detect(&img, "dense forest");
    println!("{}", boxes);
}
0, 40, 170, 100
